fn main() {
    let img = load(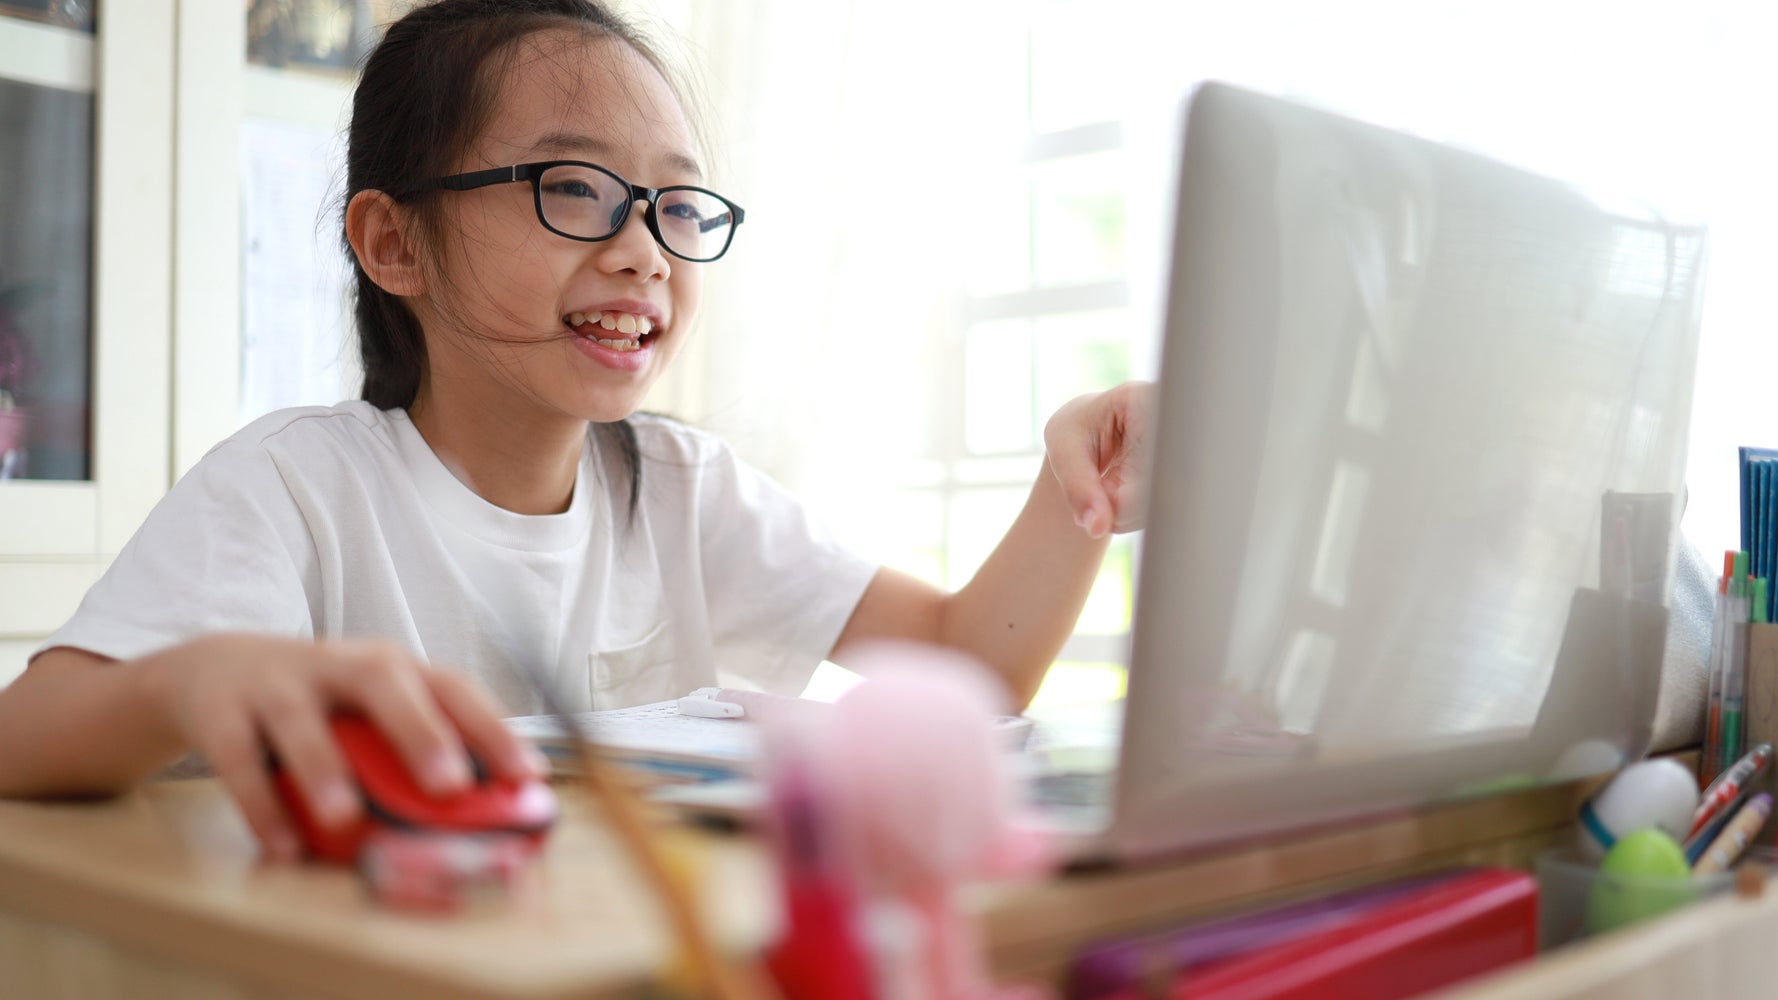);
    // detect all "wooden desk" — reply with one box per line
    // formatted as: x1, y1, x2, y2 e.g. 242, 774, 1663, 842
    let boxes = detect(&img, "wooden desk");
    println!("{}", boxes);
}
983, 773, 1596, 984
0, 768, 1762, 999
0, 780, 773, 1000
1432, 883, 1778, 1000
